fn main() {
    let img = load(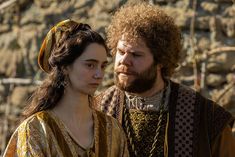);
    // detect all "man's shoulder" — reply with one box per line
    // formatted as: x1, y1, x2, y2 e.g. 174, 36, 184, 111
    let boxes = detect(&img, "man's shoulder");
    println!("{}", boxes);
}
94, 85, 122, 110
171, 80, 234, 123
171, 81, 196, 94
174, 81, 232, 113
100, 85, 120, 95
171, 80, 211, 102
96, 85, 121, 100
171, 81, 234, 139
